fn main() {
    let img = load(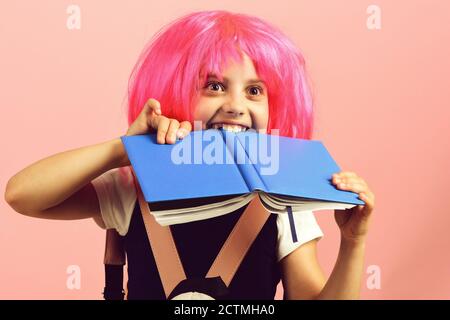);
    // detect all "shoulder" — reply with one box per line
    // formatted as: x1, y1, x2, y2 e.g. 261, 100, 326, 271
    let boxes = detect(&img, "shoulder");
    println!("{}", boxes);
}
275, 210, 324, 262
91, 166, 137, 235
